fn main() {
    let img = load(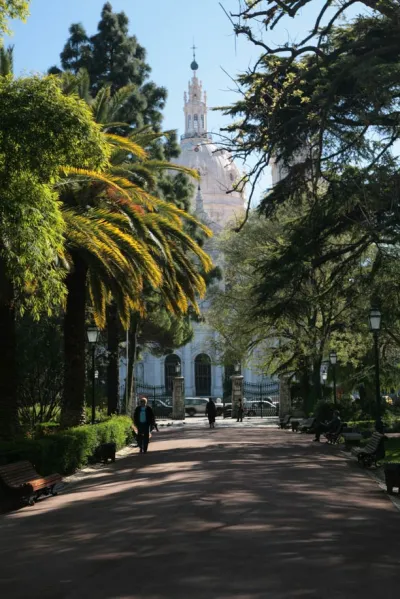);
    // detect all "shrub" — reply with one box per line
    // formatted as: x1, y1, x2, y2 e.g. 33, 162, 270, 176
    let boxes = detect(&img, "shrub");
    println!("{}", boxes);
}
0, 416, 133, 475
312, 401, 336, 422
